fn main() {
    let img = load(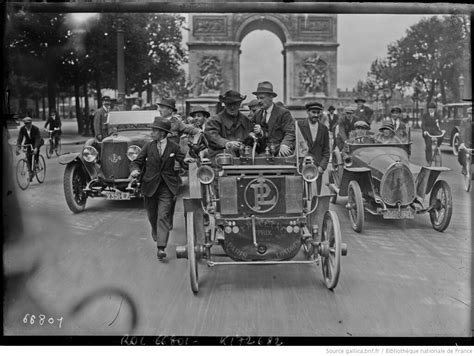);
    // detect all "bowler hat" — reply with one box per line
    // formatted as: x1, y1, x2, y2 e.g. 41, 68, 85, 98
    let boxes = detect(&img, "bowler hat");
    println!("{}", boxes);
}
354, 97, 366, 103
328, 105, 336, 111
150, 116, 172, 133
252, 81, 277, 97
22, 117, 32, 123
157, 97, 177, 112
189, 105, 210, 118
427, 102, 437, 109
218, 90, 246, 104
379, 121, 396, 133
391, 106, 402, 113
305, 102, 324, 111
246, 99, 261, 109
354, 120, 369, 129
